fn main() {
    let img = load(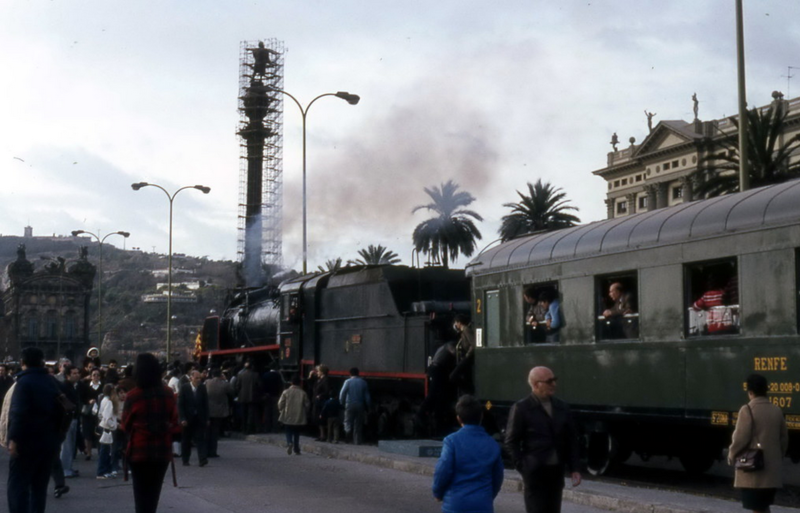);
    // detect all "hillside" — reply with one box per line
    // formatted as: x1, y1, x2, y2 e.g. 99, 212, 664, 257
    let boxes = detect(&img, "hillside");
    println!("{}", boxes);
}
0, 235, 238, 363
